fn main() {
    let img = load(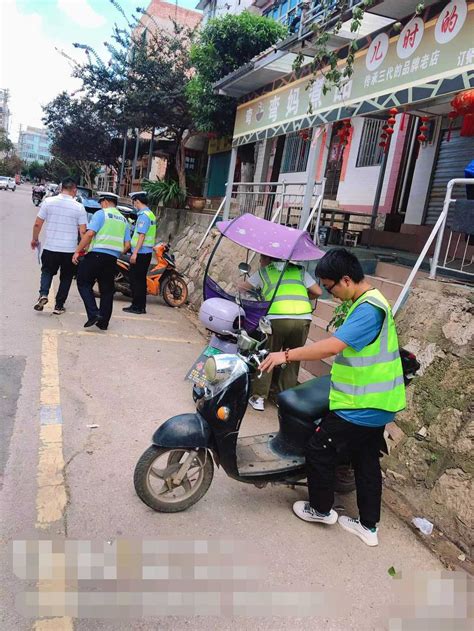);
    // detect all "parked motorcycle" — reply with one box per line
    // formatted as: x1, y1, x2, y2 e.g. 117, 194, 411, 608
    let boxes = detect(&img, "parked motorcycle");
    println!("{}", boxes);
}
107, 242, 188, 308
32, 190, 45, 206
134, 310, 420, 513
